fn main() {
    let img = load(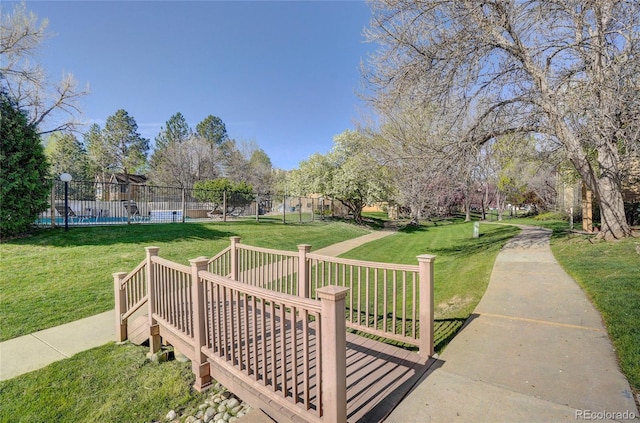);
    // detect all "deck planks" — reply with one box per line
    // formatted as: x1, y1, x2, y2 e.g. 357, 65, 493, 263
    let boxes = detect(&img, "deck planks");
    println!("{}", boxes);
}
200, 298, 433, 422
